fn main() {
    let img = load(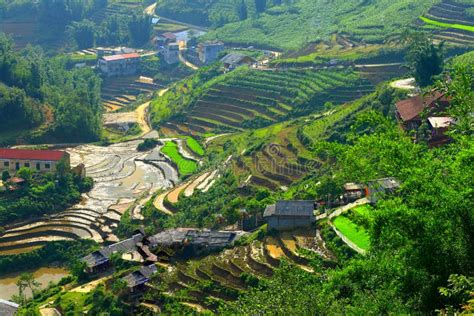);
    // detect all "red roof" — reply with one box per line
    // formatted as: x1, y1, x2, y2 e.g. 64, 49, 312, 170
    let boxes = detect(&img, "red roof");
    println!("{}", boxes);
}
396, 91, 449, 122
102, 53, 140, 62
0, 148, 66, 161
